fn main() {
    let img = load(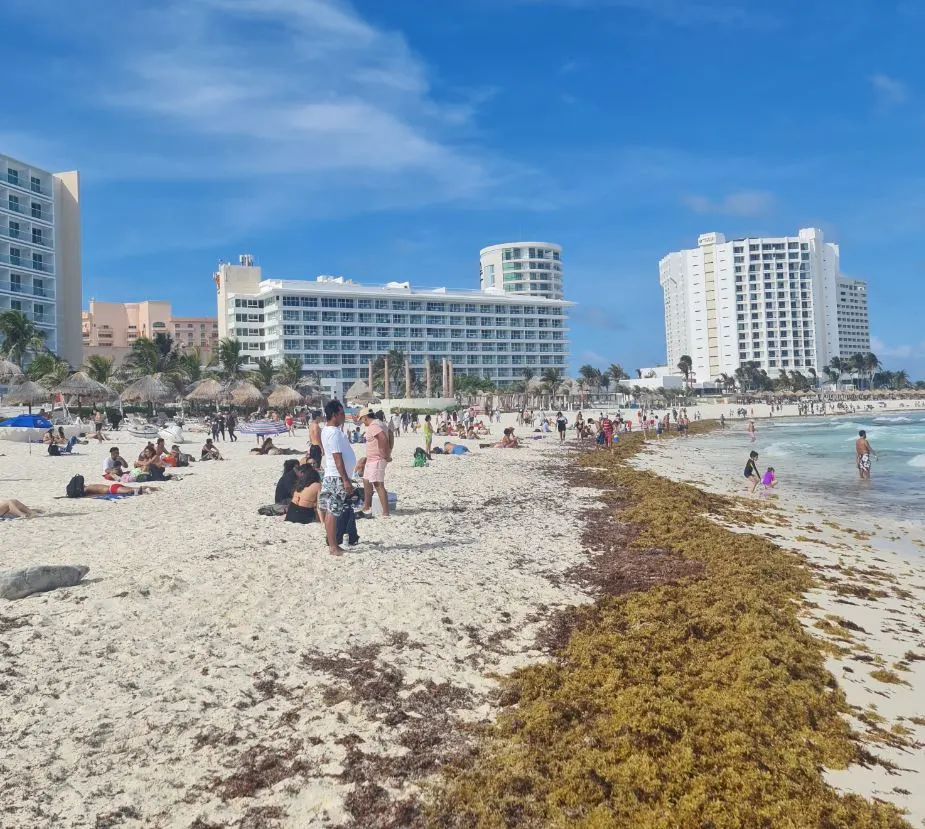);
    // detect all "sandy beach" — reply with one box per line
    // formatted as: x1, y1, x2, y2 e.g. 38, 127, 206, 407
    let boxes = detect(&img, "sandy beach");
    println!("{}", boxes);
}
631, 426, 925, 824
0, 423, 592, 827
3, 409, 925, 826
